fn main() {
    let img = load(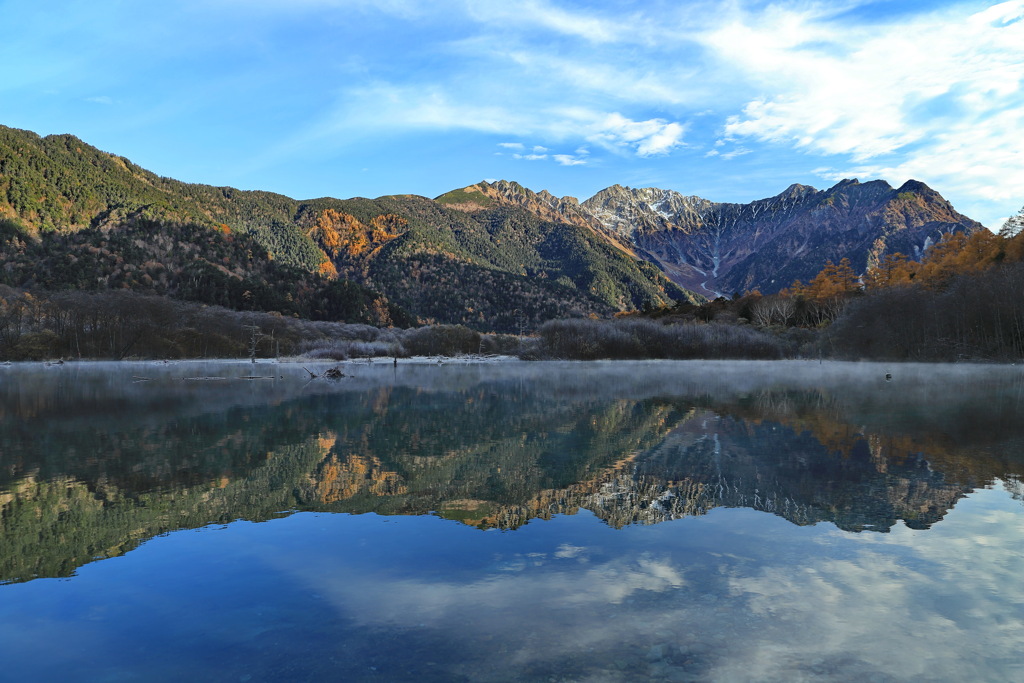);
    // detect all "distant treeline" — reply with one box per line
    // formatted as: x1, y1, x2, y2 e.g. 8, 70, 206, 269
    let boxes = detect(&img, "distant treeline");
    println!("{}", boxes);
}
828, 262, 1024, 360
0, 286, 787, 362
0, 287, 525, 361
0, 287, 350, 360
5, 259, 1023, 363
528, 318, 787, 360
5, 213, 1024, 363
631, 224, 1024, 362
